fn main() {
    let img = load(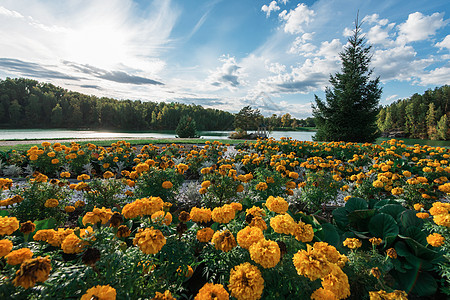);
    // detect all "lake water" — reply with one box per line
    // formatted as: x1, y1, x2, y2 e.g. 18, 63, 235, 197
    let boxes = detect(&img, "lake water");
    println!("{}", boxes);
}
1, 129, 449, 146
